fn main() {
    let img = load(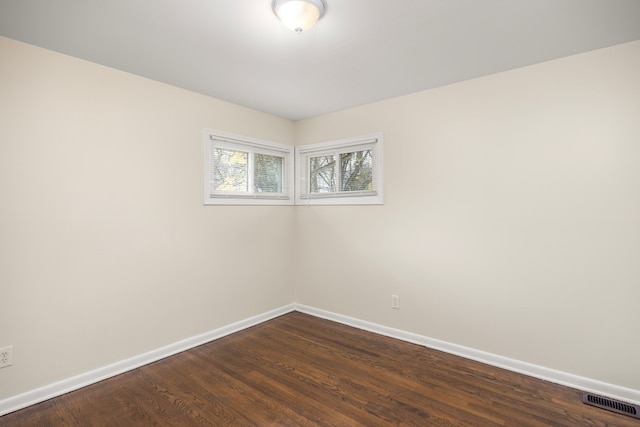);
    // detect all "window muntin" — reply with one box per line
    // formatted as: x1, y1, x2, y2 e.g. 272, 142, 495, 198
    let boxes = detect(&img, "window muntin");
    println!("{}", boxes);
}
296, 133, 383, 205
204, 130, 294, 205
